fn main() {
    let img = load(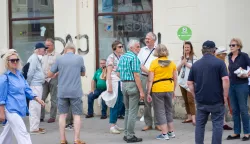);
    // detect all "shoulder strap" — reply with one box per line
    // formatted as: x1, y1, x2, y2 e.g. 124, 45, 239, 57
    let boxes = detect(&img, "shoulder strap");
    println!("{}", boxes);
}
144, 48, 155, 65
